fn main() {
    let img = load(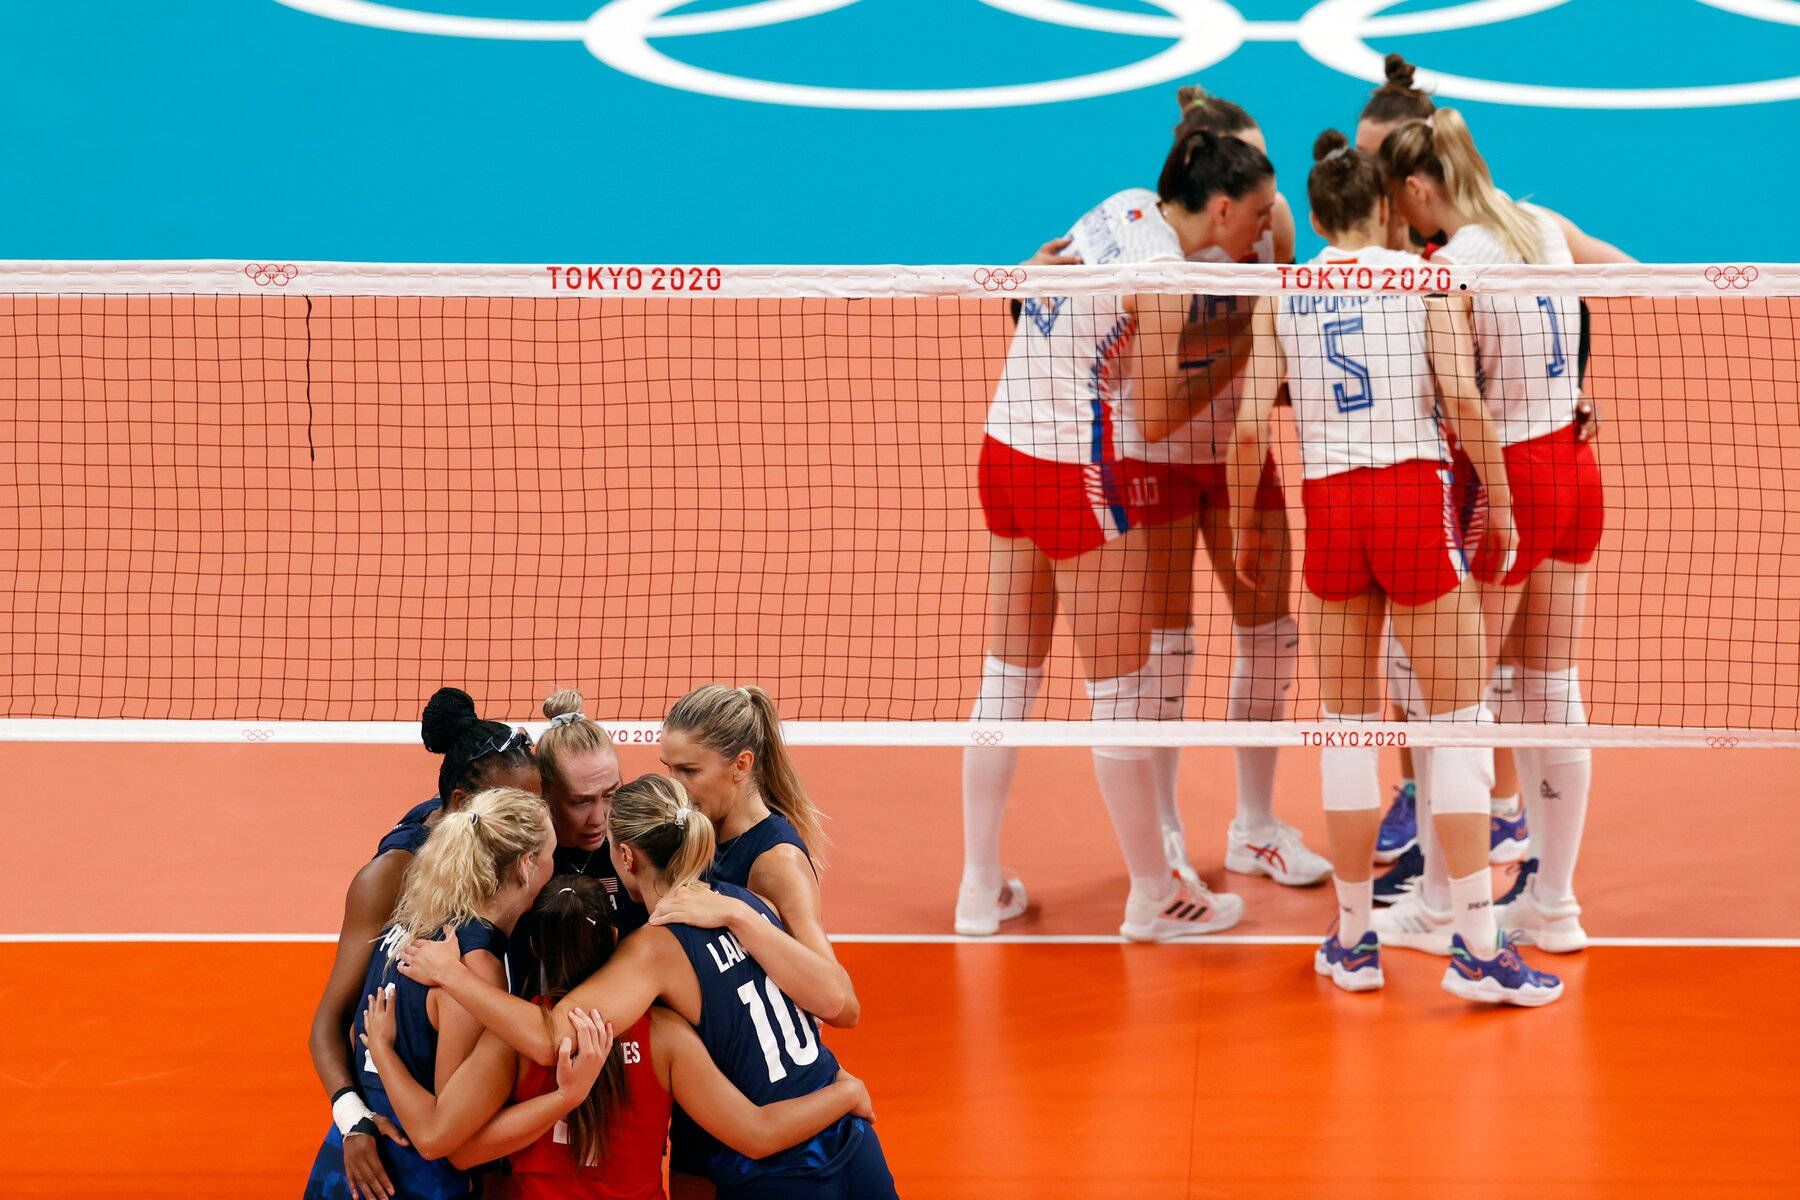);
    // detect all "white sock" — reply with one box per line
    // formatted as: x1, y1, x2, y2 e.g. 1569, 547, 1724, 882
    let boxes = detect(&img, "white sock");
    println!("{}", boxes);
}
1491, 792, 1521, 818
962, 656, 1043, 892
1414, 747, 1451, 911
1335, 875, 1373, 945
1089, 668, 1171, 896
1521, 666, 1592, 906
1229, 616, 1297, 831
1449, 868, 1498, 954
1148, 628, 1192, 845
